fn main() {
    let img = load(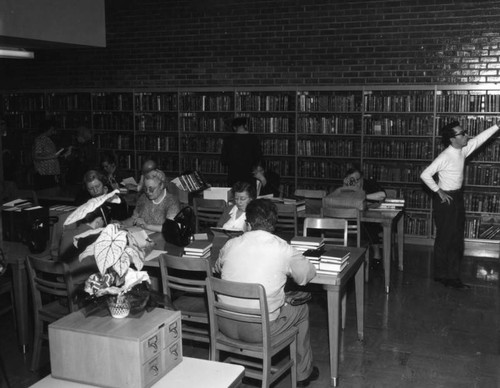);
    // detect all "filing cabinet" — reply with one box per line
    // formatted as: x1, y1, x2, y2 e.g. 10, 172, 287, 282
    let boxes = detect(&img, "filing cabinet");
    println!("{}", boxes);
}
49, 308, 182, 388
